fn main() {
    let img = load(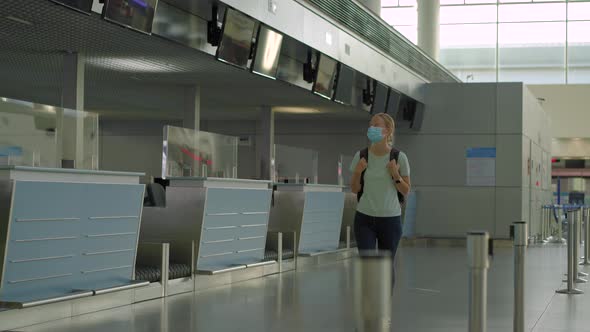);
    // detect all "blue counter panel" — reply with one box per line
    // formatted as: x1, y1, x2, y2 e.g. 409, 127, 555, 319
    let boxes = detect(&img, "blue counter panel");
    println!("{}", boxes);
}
197, 188, 271, 271
0, 181, 144, 303
299, 192, 345, 254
